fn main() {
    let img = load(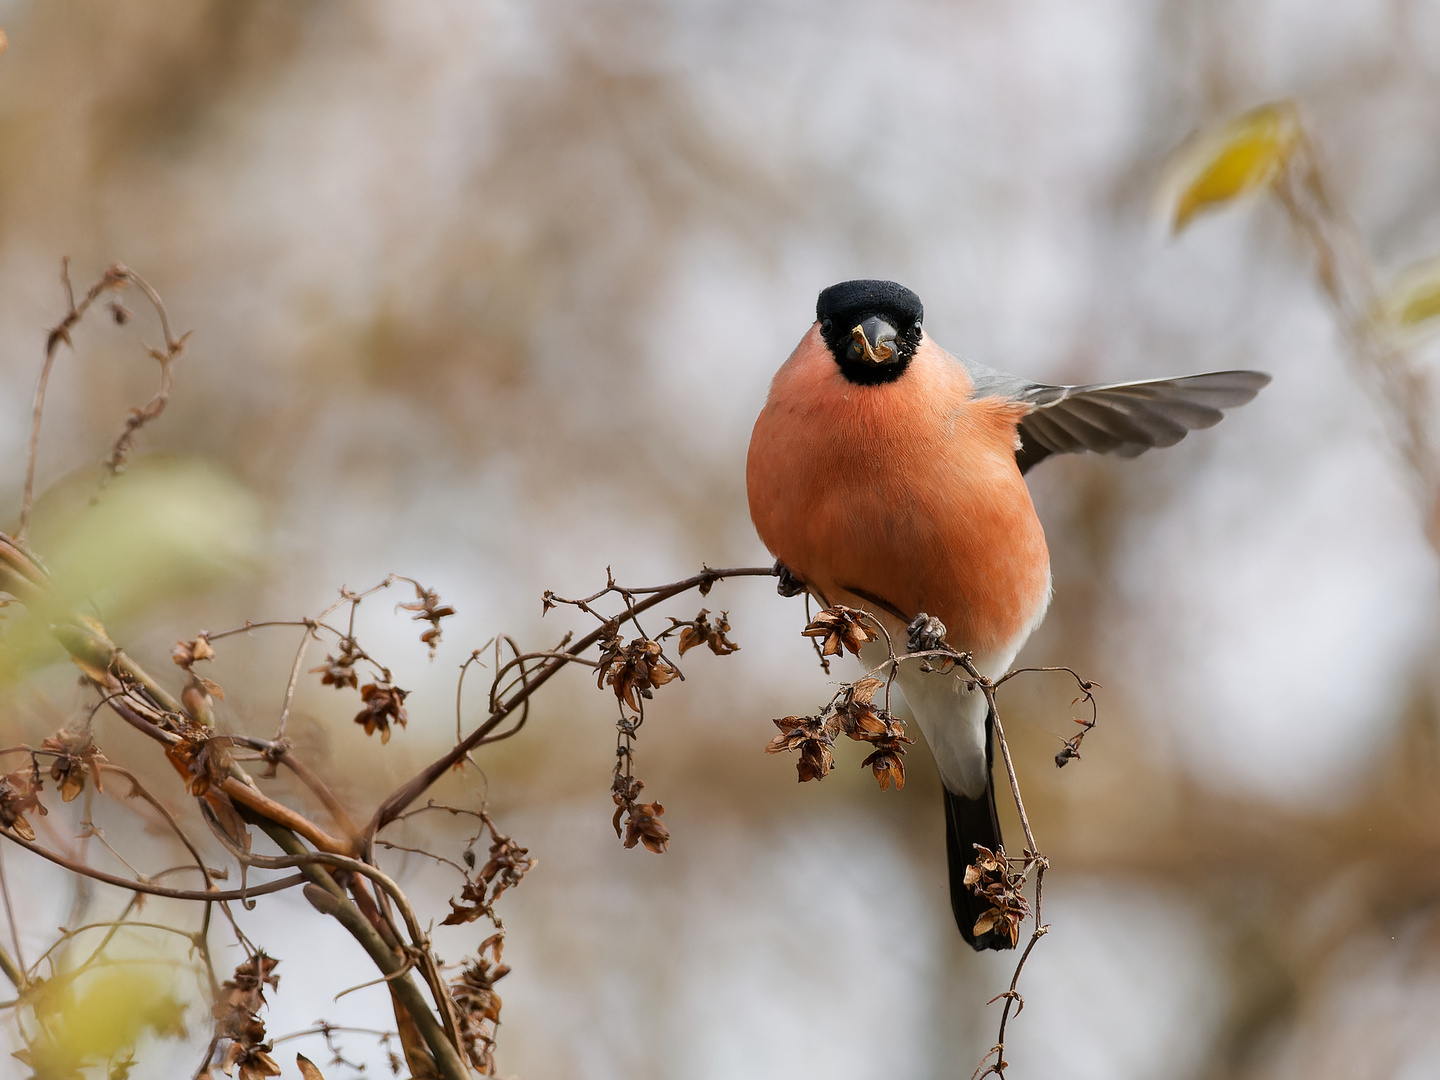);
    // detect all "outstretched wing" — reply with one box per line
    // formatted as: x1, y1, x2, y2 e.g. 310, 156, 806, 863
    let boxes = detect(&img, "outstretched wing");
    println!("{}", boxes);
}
961, 362, 1272, 474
